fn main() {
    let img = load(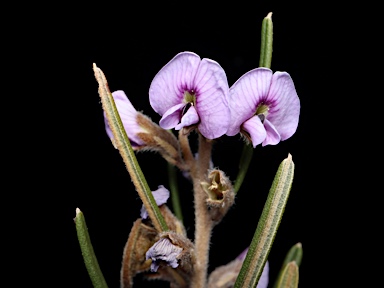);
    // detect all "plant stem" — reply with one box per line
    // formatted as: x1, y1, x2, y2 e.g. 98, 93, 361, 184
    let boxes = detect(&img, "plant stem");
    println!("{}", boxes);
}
191, 135, 213, 288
